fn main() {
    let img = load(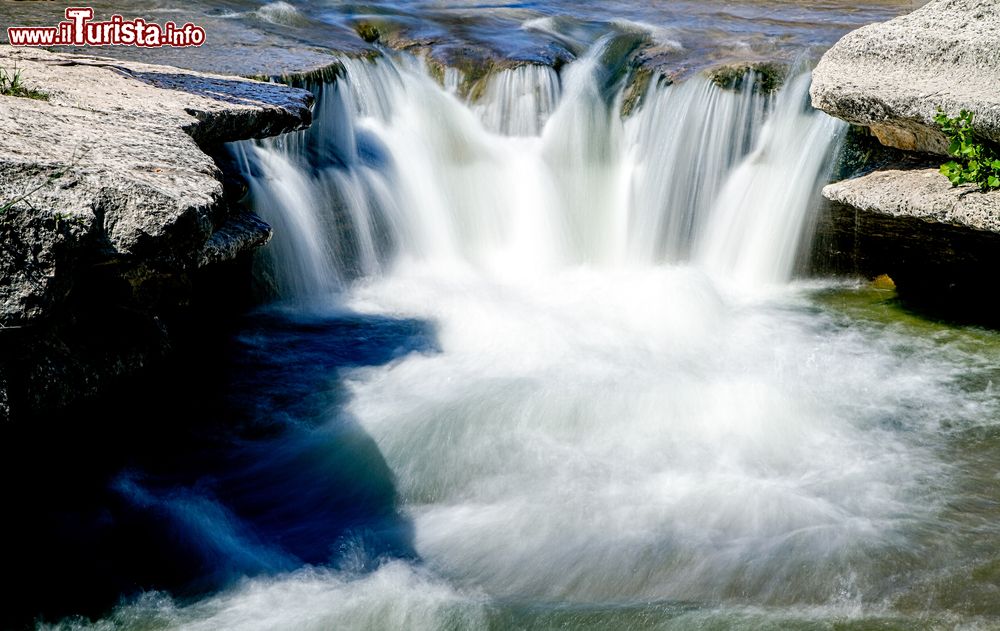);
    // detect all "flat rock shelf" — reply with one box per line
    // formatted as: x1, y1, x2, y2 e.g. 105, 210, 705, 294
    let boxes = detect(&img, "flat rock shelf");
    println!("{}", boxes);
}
0, 45, 312, 422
